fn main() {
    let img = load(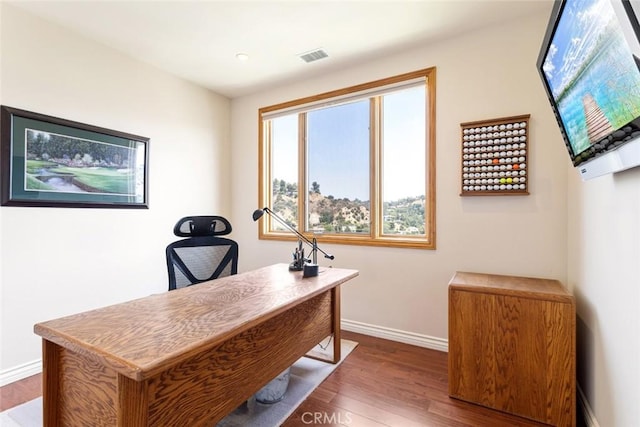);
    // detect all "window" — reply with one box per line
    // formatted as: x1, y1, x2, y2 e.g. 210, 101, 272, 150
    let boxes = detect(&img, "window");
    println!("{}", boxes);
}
258, 68, 436, 249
